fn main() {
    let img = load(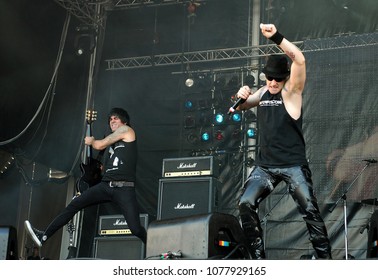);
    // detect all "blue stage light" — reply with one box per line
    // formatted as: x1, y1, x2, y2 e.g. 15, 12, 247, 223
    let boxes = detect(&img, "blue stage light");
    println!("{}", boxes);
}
215, 113, 224, 124
232, 112, 242, 122
201, 131, 211, 142
184, 100, 194, 110
247, 128, 256, 138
